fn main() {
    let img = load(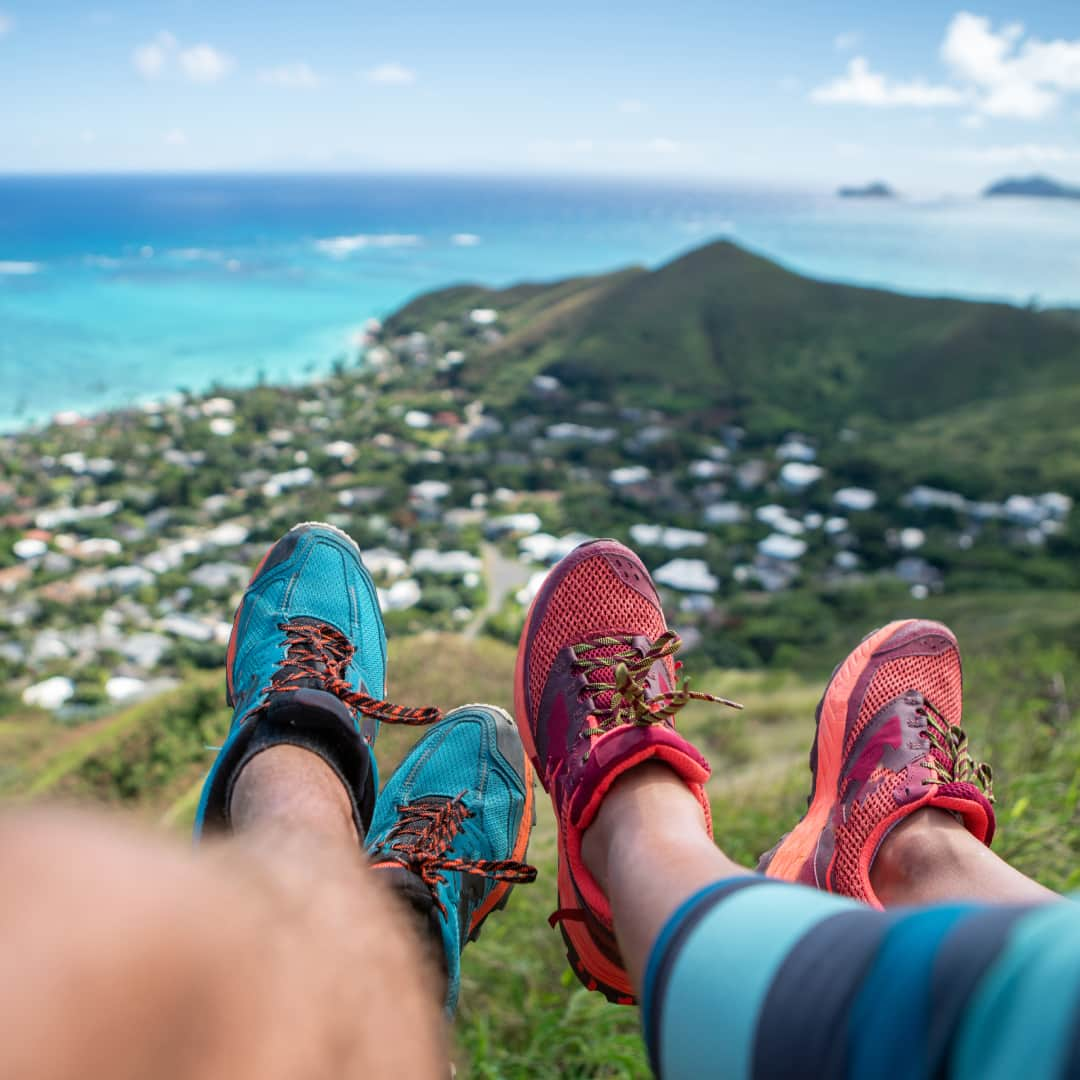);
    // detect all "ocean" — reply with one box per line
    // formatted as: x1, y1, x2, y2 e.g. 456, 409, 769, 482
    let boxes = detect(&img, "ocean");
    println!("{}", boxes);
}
2, 173, 1079, 429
